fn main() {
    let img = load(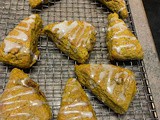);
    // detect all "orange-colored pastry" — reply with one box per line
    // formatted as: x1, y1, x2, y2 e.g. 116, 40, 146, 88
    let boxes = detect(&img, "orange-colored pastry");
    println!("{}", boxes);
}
107, 13, 144, 60
0, 68, 52, 120
43, 21, 97, 63
57, 78, 97, 120
75, 64, 137, 114
0, 14, 42, 68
